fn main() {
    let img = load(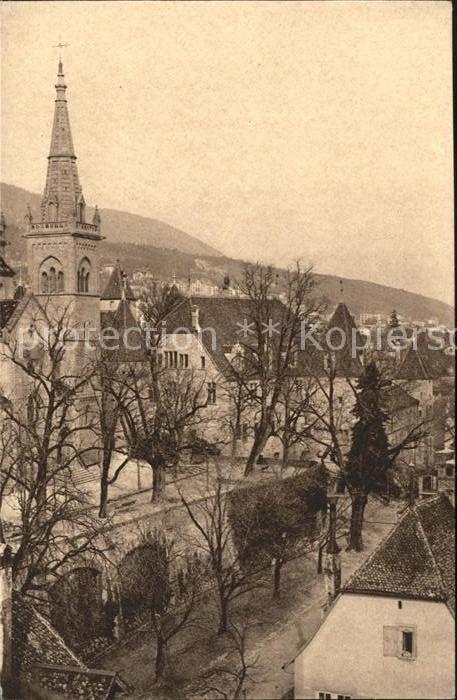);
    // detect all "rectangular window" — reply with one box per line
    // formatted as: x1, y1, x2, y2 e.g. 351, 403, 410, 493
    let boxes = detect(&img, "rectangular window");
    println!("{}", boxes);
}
402, 630, 413, 655
179, 353, 189, 368
165, 351, 179, 368
201, 355, 206, 369
383, 625, 416, 660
